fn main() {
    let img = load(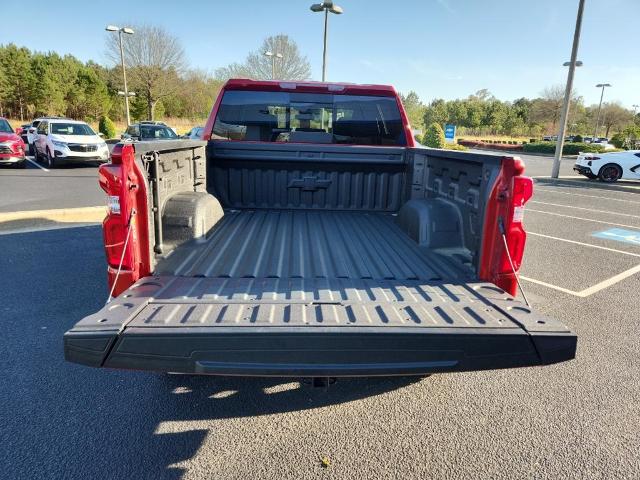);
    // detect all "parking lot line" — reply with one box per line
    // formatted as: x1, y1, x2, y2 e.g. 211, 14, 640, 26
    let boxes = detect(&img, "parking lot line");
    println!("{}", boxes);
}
529, 200, 640, 219
578, 264, 640, 296
527, 209, 640, 230
26, 158, 49, 172
519, 276, 580, 296
527, 231, 640, 257
534, 188, 640, 205
521, 263, 640, 297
